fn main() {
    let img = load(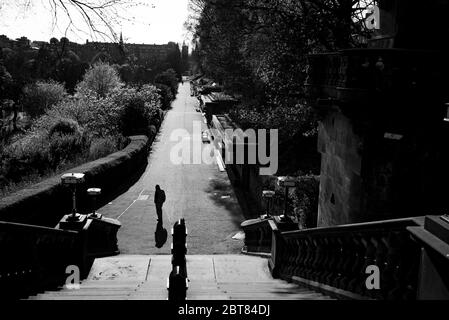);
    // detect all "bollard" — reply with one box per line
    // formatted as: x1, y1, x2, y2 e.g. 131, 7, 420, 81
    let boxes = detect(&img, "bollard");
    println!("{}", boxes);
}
172, 219, 187, 244
171, 218, 187, 275
168, 219, 189, 300
167, 266, 188, 301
